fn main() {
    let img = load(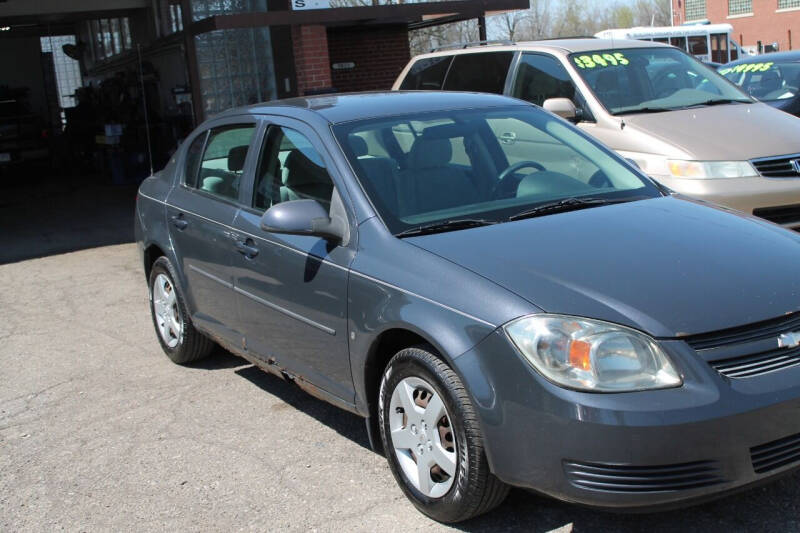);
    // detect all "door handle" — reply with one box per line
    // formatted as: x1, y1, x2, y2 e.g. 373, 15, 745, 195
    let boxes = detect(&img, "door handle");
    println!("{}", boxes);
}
171, 214, 188, 230
235, 239, 259, 259
499, 132, 517, 145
